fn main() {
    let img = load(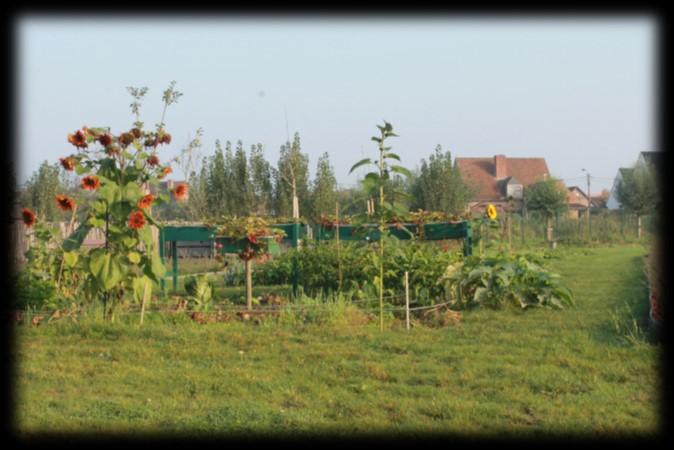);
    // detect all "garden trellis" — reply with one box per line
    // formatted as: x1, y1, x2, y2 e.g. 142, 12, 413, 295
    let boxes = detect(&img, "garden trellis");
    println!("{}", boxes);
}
314, 220, 473, 256
159, 222, 307, 294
